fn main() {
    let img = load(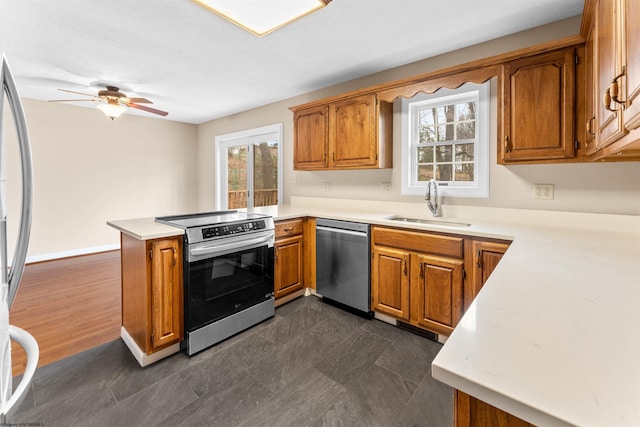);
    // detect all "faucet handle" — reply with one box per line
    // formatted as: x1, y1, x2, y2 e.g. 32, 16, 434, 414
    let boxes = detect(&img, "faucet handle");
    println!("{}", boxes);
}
425, 179, 439, 217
